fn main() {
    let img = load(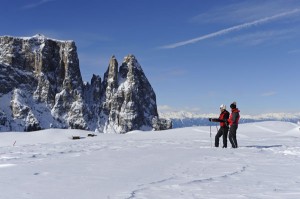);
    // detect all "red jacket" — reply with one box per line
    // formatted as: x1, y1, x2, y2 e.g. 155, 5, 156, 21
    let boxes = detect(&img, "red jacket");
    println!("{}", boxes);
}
219, 110, 229, 127
228, 108, 240, 126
